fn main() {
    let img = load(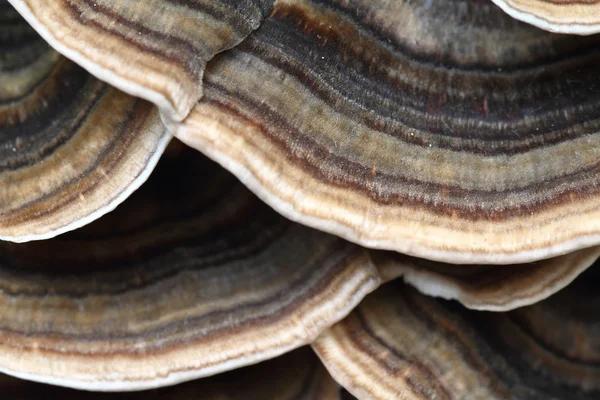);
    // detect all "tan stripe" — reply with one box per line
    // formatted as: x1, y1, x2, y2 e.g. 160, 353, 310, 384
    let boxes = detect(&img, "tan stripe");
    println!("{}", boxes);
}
11, 0, 274, 119
0, 10, 171, 241
0, 347, 341, 399
314, 279, 600, 399
0, 146, 381, 390
171, 0, 600, 263
372, 246, 600, 311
